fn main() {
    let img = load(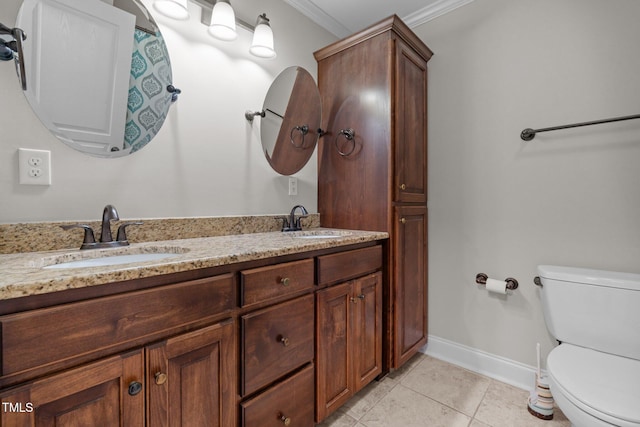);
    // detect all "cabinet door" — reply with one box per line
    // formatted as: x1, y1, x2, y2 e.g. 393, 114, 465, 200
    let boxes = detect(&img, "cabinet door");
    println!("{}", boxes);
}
0, 350, 144, 427
241, 364, 314, 427
241, 295, 314, 396
394, 39, 428, 204
315, 282, 353, 422
352, 272, 383, 393
393, 206, 428, 368
147, 319, 236, 427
